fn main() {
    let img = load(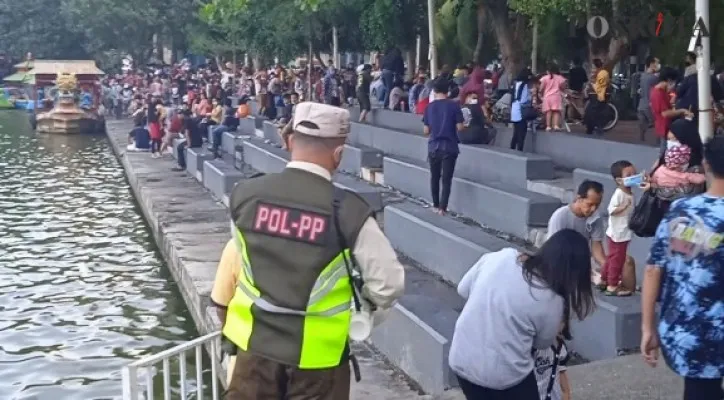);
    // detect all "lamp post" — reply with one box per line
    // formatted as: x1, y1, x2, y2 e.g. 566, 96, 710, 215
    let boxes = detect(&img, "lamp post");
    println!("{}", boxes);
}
427, 0, 437, 78
694, 0, 712, 143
